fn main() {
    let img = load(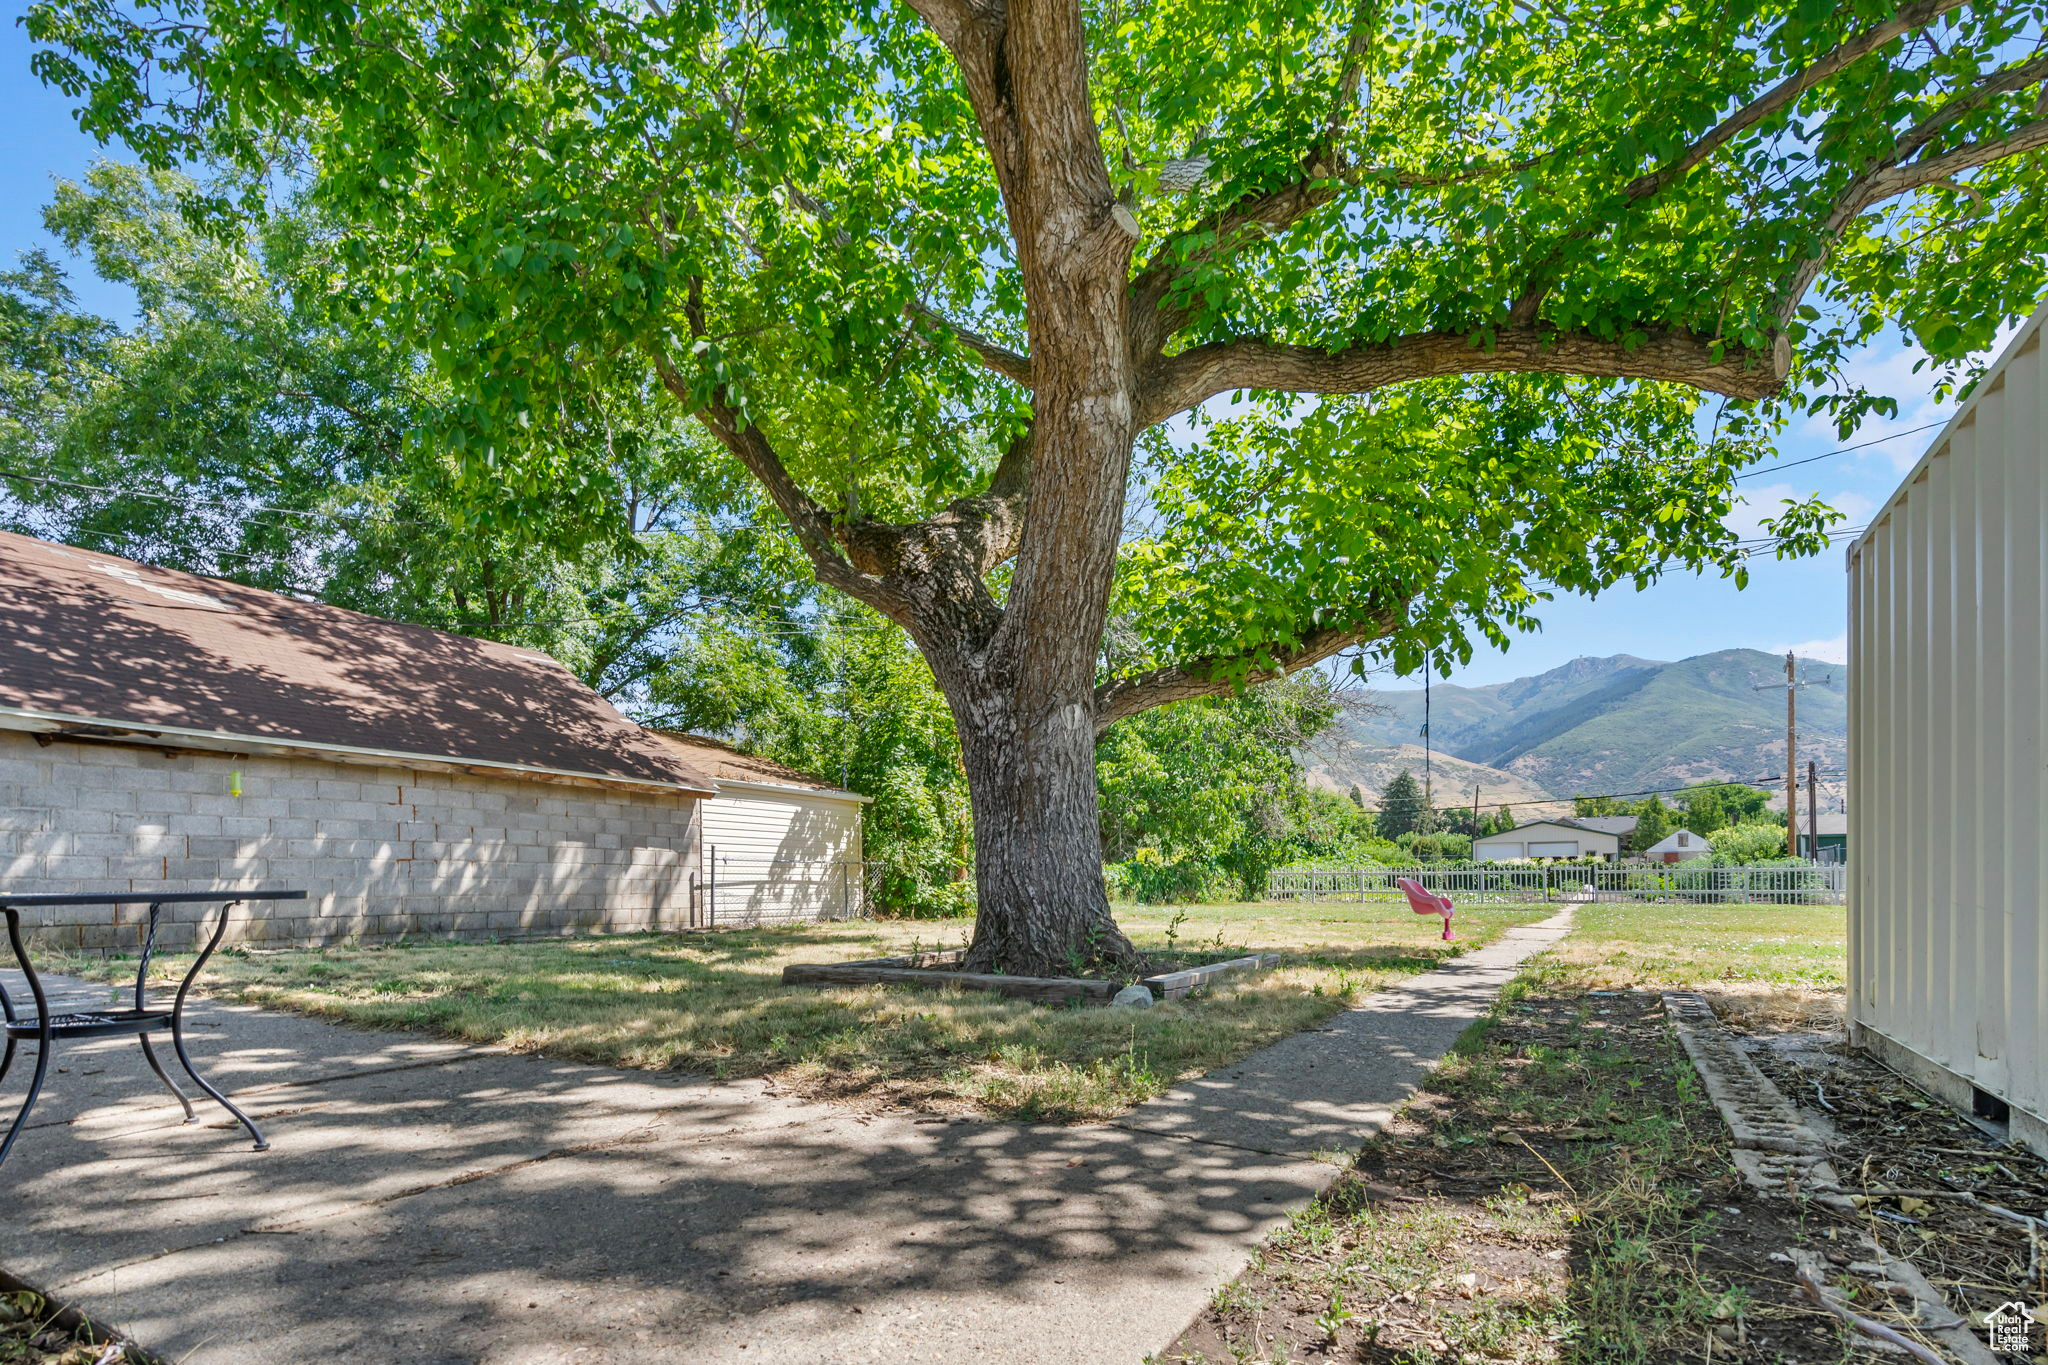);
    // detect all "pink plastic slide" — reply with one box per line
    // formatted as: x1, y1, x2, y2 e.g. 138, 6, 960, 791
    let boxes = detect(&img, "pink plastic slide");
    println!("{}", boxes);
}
1396, 877, 1456, 941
